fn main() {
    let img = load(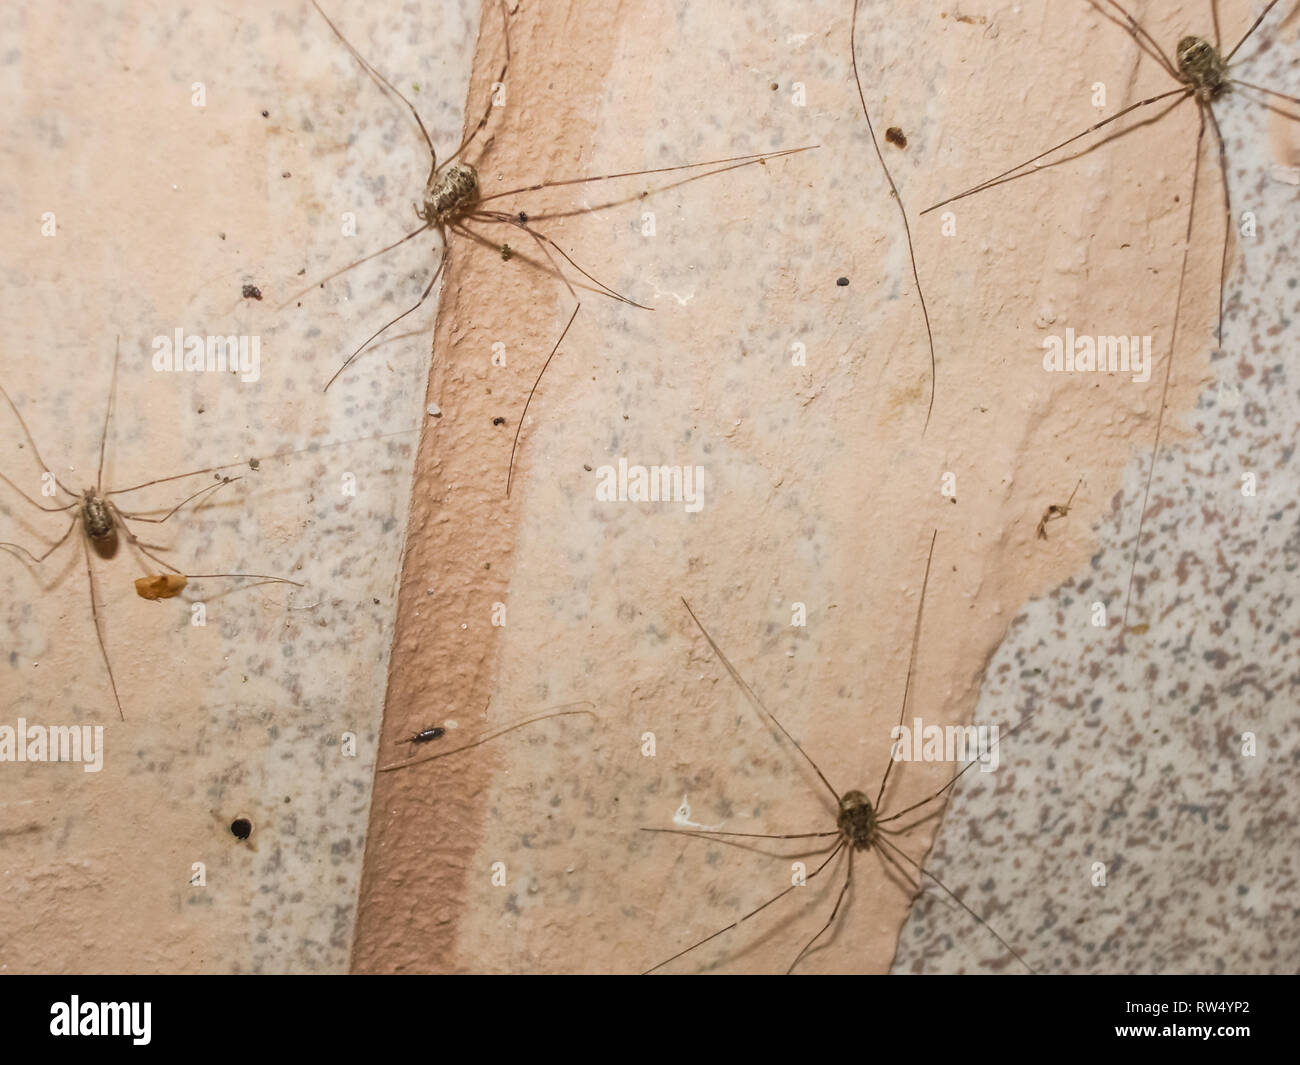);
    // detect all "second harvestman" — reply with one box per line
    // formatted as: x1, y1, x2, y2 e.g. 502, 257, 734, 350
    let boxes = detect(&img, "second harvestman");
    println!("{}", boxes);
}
641, 532, 1036, 974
